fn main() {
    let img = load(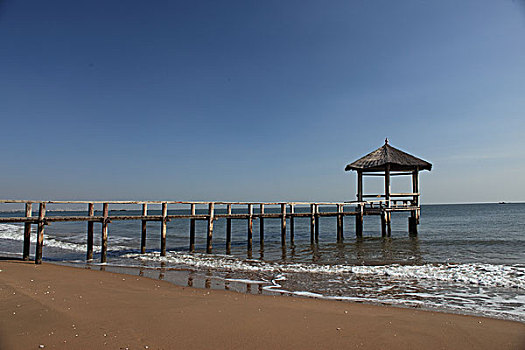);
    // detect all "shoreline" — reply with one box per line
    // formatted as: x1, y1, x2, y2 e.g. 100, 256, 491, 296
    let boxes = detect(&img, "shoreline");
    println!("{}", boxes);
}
57, 259, 525, 323
1, 260, 524, 350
